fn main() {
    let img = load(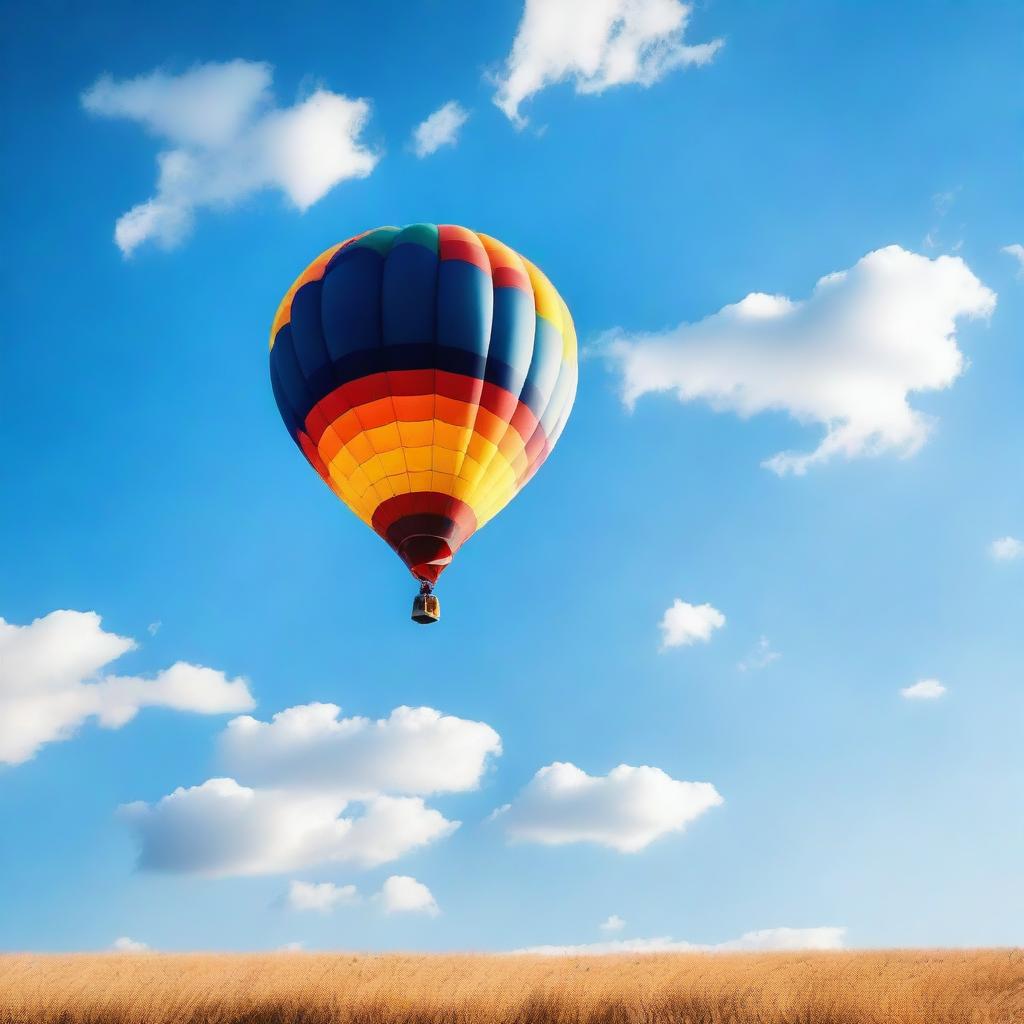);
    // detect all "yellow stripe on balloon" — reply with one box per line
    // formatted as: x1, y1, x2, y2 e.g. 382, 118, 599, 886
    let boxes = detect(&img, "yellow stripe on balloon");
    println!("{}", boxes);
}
559, 296, 578, 366
322, 416, 527, 525
522, 258, 563, 331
